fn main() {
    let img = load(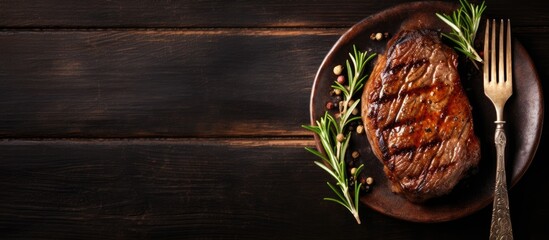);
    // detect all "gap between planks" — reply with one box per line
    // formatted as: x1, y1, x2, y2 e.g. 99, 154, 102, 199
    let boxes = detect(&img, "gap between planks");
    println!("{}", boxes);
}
0, 27, 348, 36
0, 137, 316, 147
